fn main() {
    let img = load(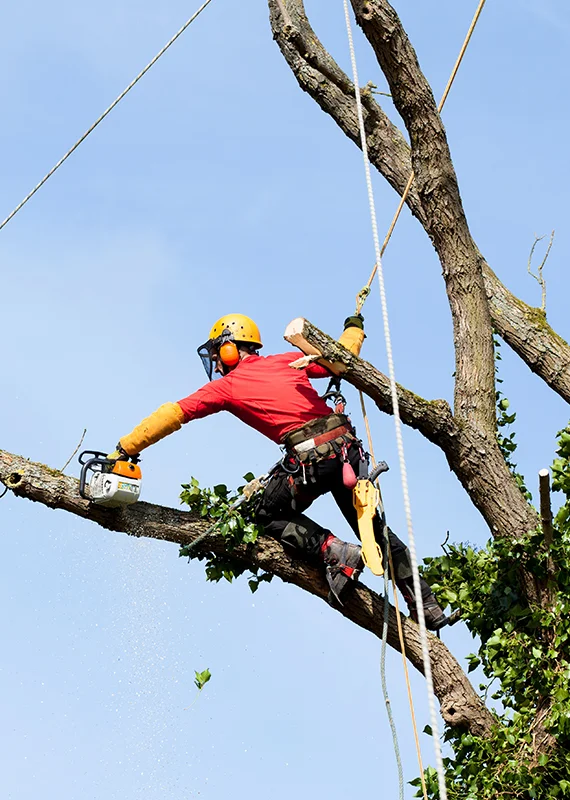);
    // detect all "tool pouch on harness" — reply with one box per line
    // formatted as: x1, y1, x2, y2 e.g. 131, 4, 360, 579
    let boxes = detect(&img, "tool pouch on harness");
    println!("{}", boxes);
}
282, 413, 356, 463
